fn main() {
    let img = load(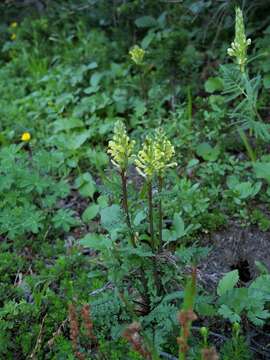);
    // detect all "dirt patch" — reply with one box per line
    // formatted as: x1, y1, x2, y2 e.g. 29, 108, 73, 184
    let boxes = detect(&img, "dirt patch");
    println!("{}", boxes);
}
199, 222, 270, 287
